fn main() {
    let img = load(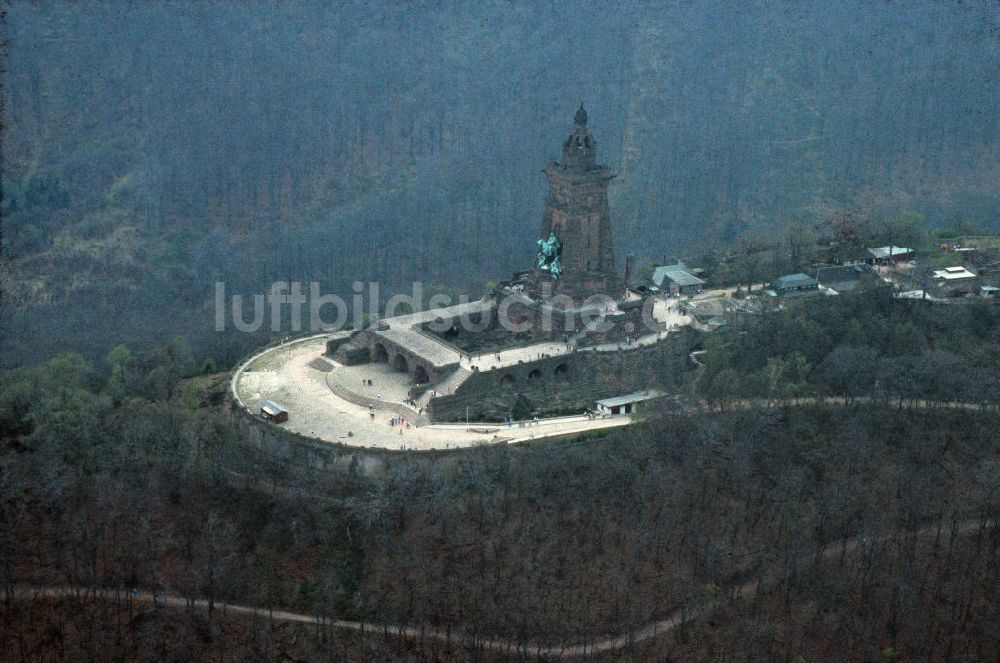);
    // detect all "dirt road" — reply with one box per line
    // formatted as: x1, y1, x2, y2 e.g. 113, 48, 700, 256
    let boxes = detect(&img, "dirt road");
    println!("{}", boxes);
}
9, 517, 994, 658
